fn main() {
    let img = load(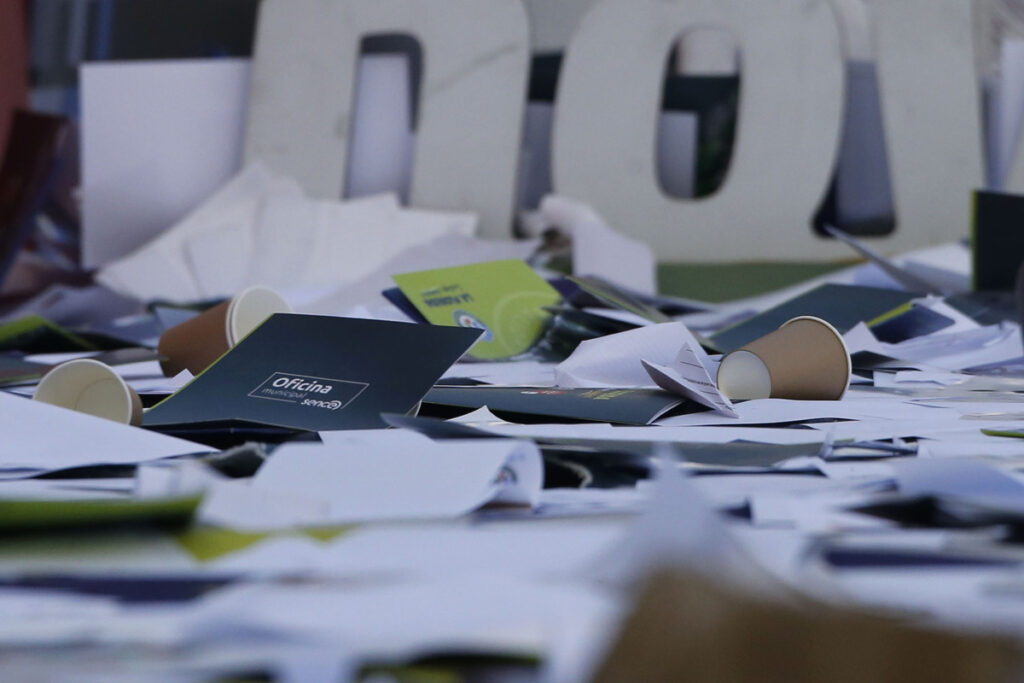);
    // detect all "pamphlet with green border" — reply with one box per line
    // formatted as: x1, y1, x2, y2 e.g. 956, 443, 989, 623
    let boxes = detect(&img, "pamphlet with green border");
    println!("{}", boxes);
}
393, 260, 562, 360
